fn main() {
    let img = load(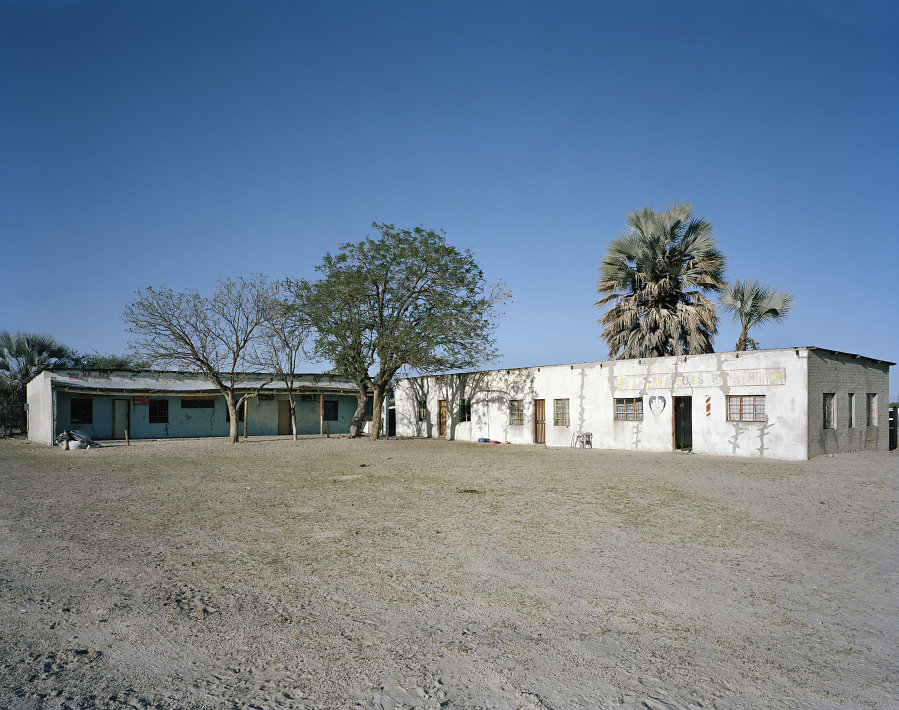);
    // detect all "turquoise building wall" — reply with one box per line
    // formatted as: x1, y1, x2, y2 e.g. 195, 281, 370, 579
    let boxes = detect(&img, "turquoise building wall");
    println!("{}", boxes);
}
54, 391, 363, 440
